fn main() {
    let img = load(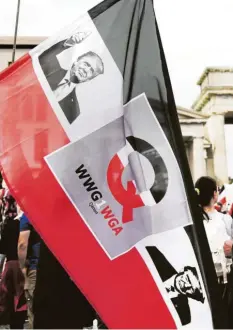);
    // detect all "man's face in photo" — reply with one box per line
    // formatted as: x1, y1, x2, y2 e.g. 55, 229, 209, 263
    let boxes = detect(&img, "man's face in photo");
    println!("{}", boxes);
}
174, 268, 202, 300
70, 53, 103, 83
